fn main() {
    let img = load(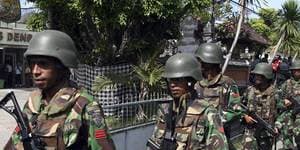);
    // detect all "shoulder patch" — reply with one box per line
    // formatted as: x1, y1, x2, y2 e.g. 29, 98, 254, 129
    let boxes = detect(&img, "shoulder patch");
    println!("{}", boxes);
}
95, 129, 107, 139
86, 103, 105, 128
